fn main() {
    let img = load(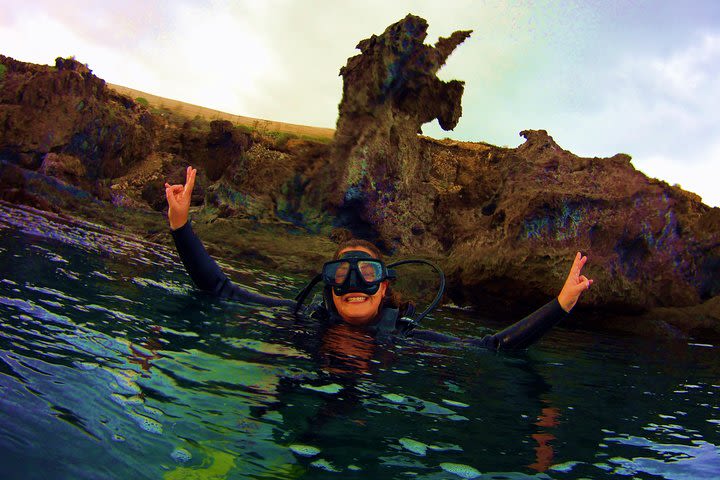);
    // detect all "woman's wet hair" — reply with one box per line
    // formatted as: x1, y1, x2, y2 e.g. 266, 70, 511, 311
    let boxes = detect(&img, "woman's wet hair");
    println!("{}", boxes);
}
333, 239, 412, 313
333, 239, 383, 261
